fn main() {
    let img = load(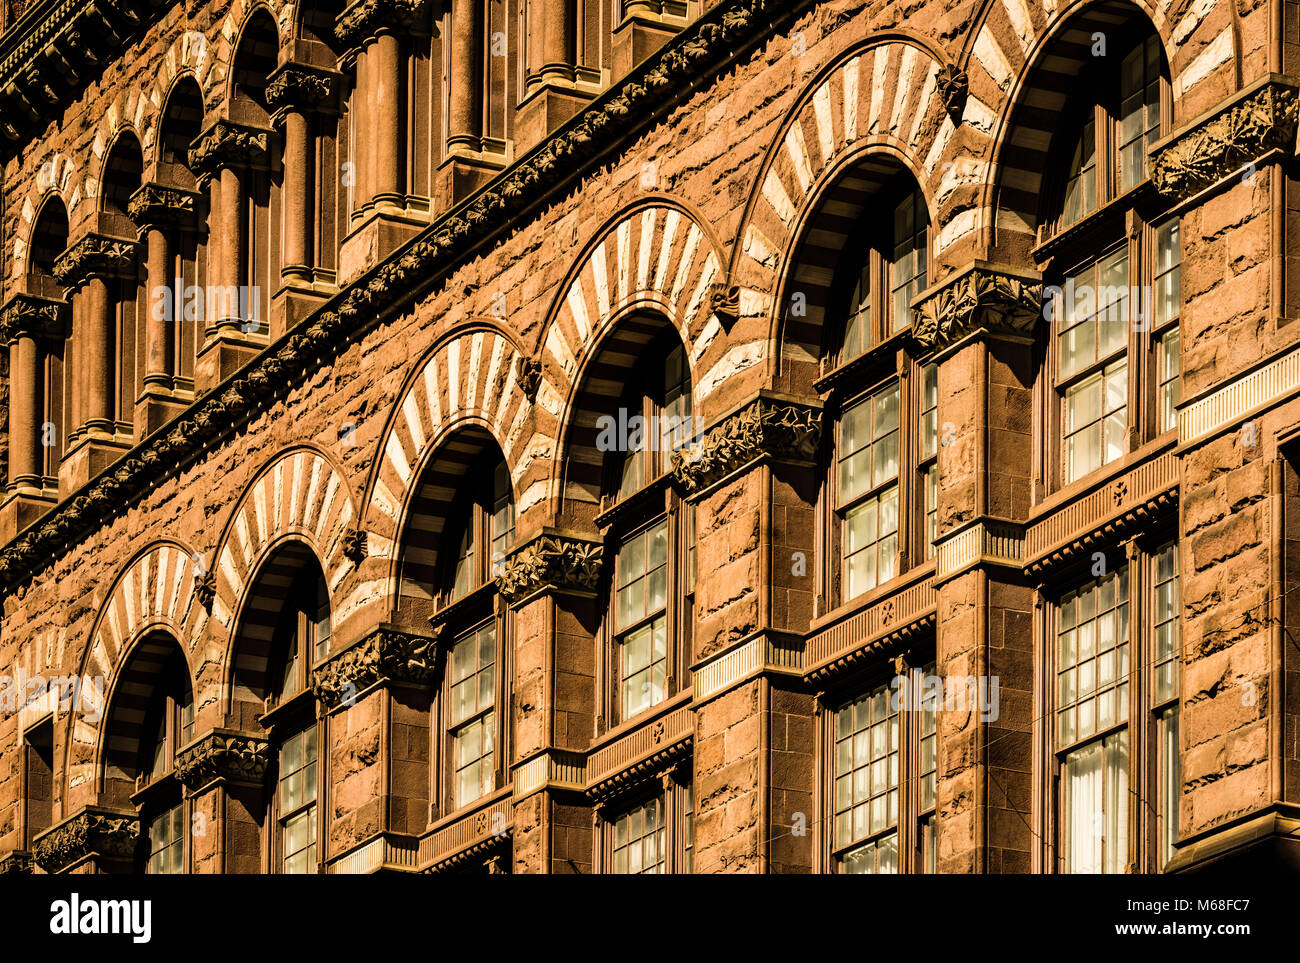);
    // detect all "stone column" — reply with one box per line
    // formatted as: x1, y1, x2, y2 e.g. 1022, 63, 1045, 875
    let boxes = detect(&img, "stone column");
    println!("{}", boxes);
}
0, 297, 64, 488
188, 118, 273, 391
447, 0, 481, 153
914, 264, 1041, 873
126, 183, 198, 439
174, 729, 271, 874
515, 0, 589, 153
